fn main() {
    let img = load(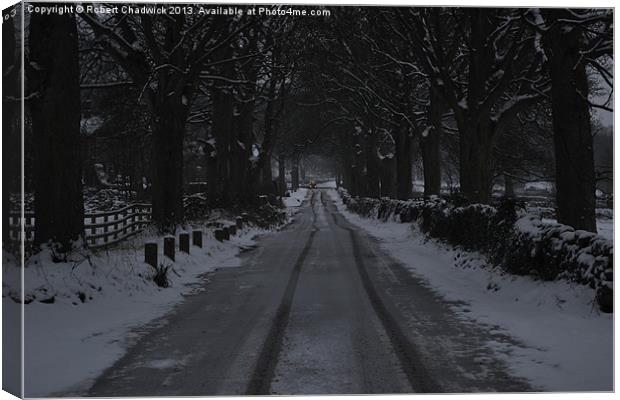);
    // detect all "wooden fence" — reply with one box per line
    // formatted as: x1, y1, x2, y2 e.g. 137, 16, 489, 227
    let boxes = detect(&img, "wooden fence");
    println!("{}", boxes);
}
8, 203, 152, 249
